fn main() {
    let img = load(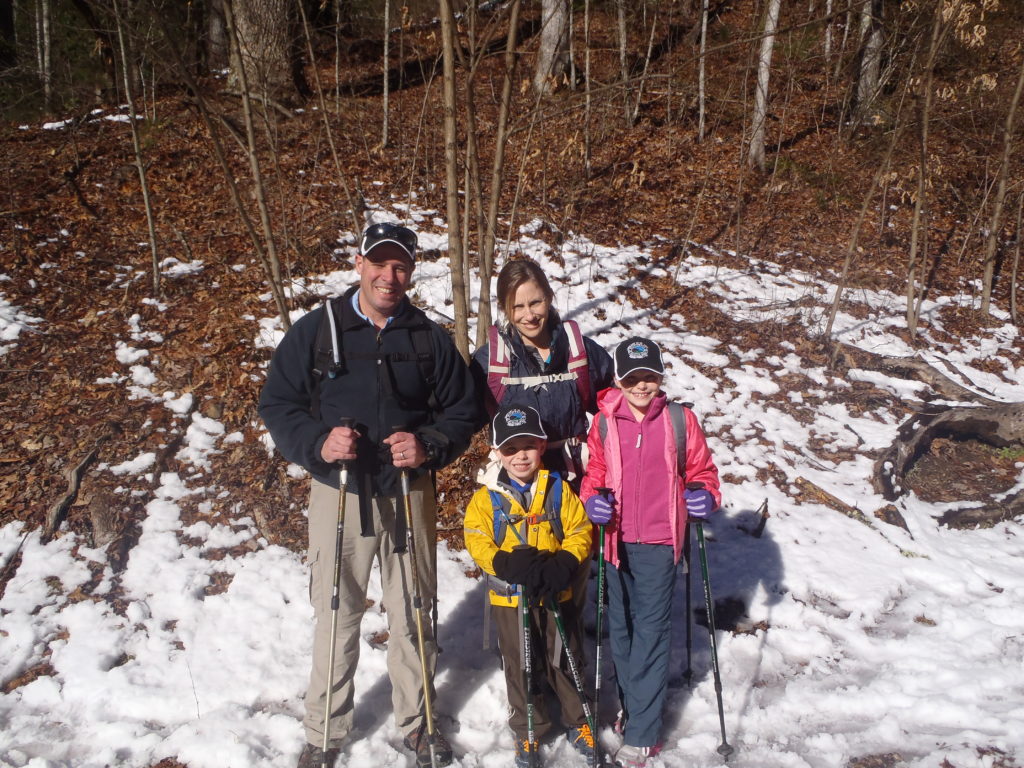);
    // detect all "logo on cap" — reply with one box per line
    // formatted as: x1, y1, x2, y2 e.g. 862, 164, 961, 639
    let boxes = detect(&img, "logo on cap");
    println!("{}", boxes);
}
627, 341, 649, 359
505, 408, 528, 427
